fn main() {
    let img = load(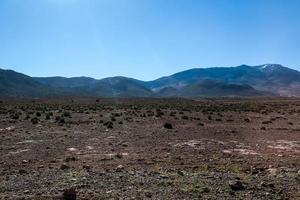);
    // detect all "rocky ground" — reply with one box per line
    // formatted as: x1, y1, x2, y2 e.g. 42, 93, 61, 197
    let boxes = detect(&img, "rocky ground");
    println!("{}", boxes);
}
0, 98, 299, 200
